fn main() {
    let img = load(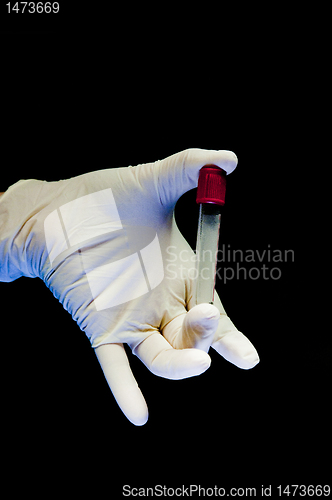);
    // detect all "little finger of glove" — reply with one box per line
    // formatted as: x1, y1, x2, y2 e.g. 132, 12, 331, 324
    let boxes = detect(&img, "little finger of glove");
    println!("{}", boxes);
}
95, 343, 149, 426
